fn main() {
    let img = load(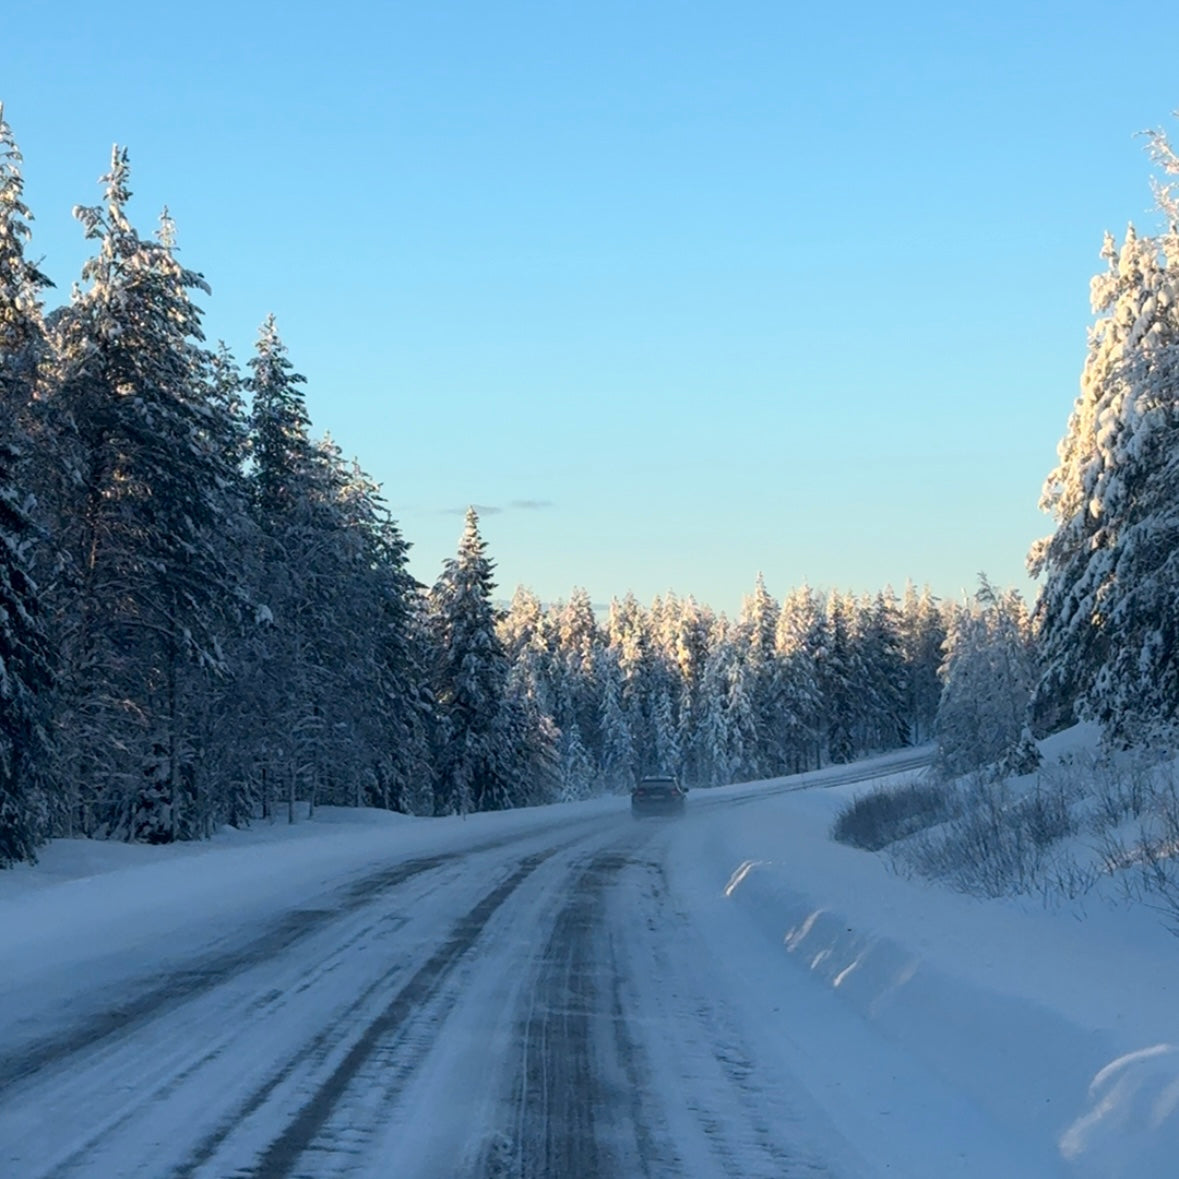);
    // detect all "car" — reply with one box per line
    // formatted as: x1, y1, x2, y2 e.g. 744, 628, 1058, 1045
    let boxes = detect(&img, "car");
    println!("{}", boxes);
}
631, 774, 687, 817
